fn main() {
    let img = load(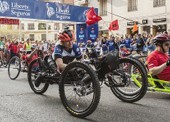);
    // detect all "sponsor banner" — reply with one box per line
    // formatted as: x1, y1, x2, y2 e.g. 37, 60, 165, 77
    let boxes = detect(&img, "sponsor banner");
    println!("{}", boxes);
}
0, 0, 34, 18
76, 24, 87, 43
0, 0, 94, 22
0, 18, 19, 24
87, 24, 98, 42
